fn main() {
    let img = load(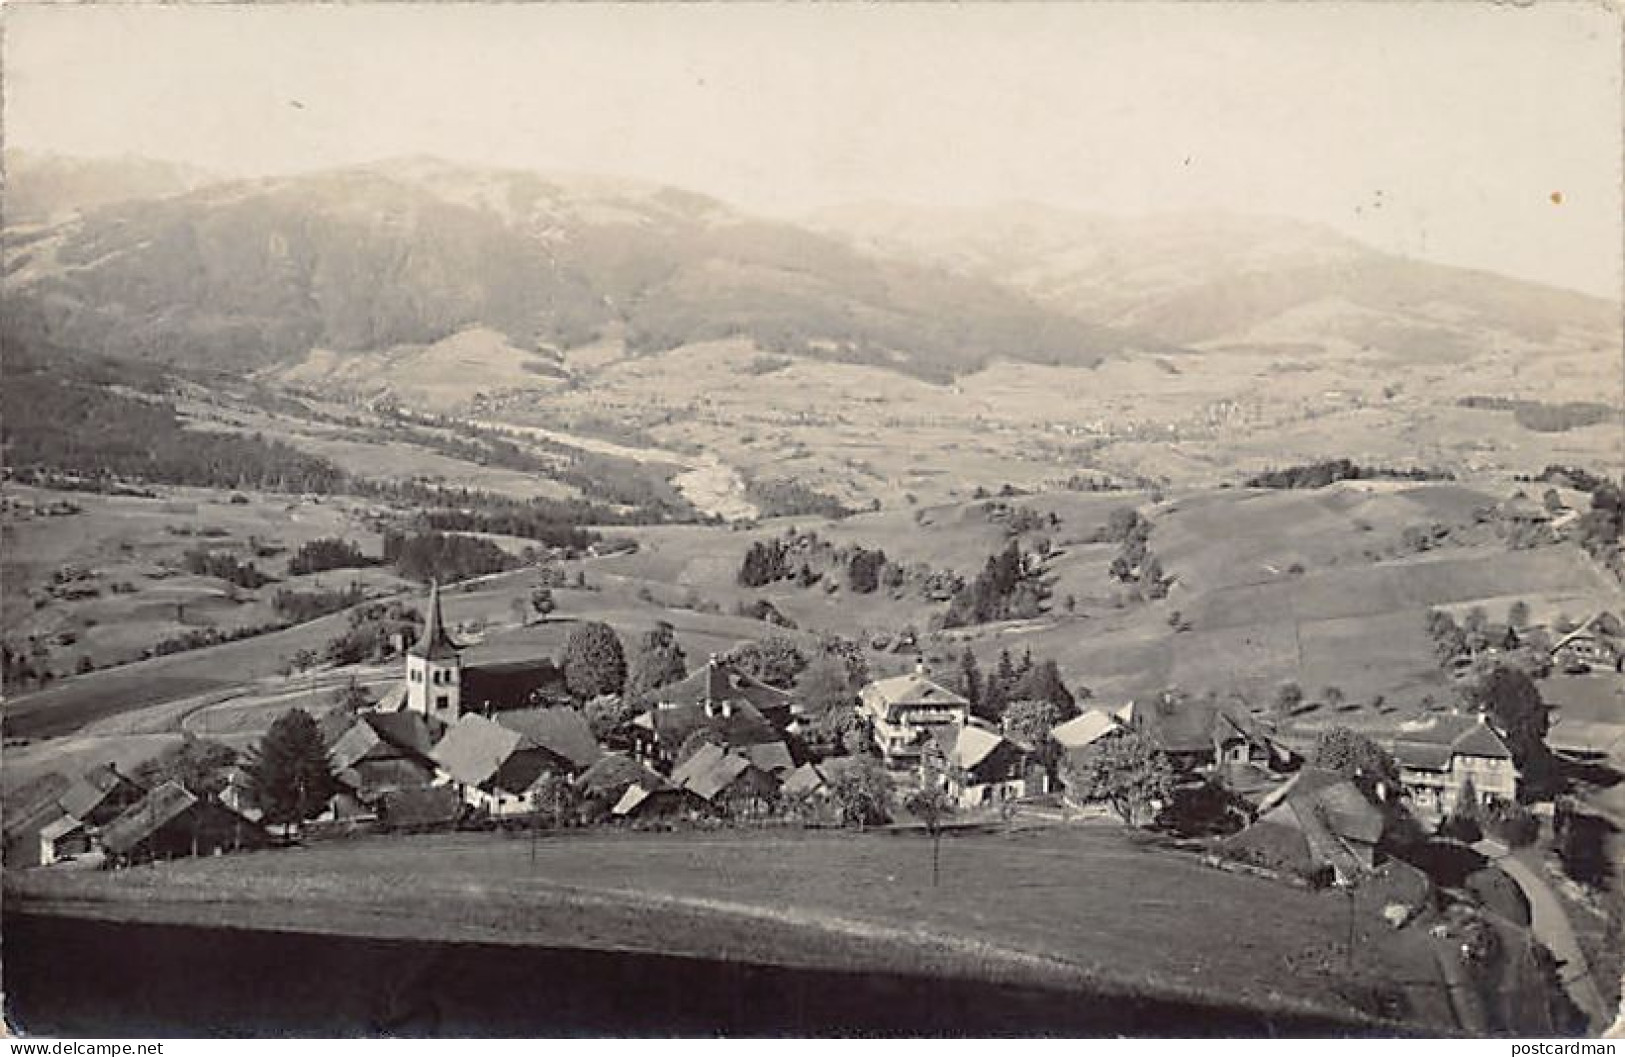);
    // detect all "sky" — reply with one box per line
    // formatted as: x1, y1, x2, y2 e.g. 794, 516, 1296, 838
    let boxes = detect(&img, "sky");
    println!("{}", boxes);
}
6, 2, 1622, 297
